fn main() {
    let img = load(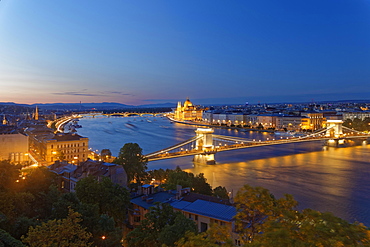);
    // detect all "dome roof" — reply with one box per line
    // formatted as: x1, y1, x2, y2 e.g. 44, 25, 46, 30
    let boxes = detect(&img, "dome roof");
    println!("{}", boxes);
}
184, 98, 193, 108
